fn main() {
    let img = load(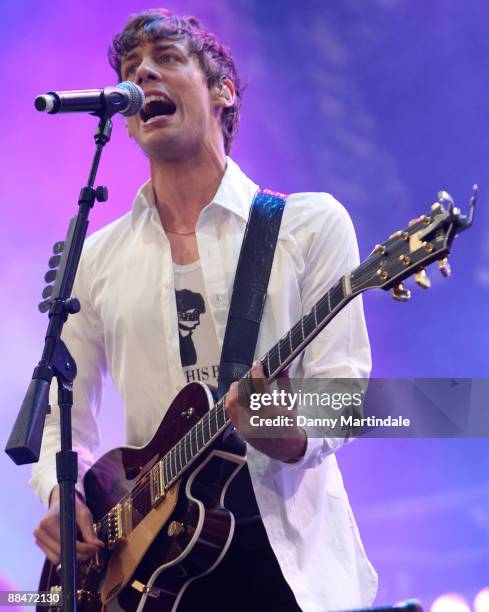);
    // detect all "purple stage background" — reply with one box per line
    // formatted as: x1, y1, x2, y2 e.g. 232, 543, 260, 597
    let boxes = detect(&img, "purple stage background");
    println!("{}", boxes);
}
1, 1, 488, 610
